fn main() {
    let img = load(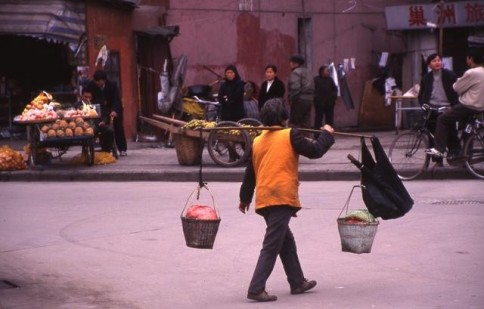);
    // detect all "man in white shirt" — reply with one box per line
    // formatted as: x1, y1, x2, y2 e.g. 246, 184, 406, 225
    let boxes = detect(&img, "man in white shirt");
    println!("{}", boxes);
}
427, 49, 484, 159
